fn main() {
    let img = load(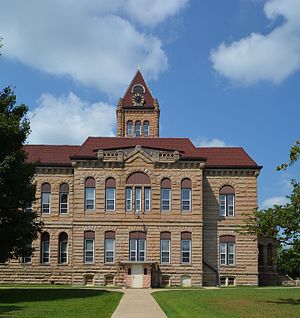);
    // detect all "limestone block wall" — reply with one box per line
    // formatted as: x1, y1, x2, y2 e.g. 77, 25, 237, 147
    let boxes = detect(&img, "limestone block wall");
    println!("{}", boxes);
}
202, 169, 259, 286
